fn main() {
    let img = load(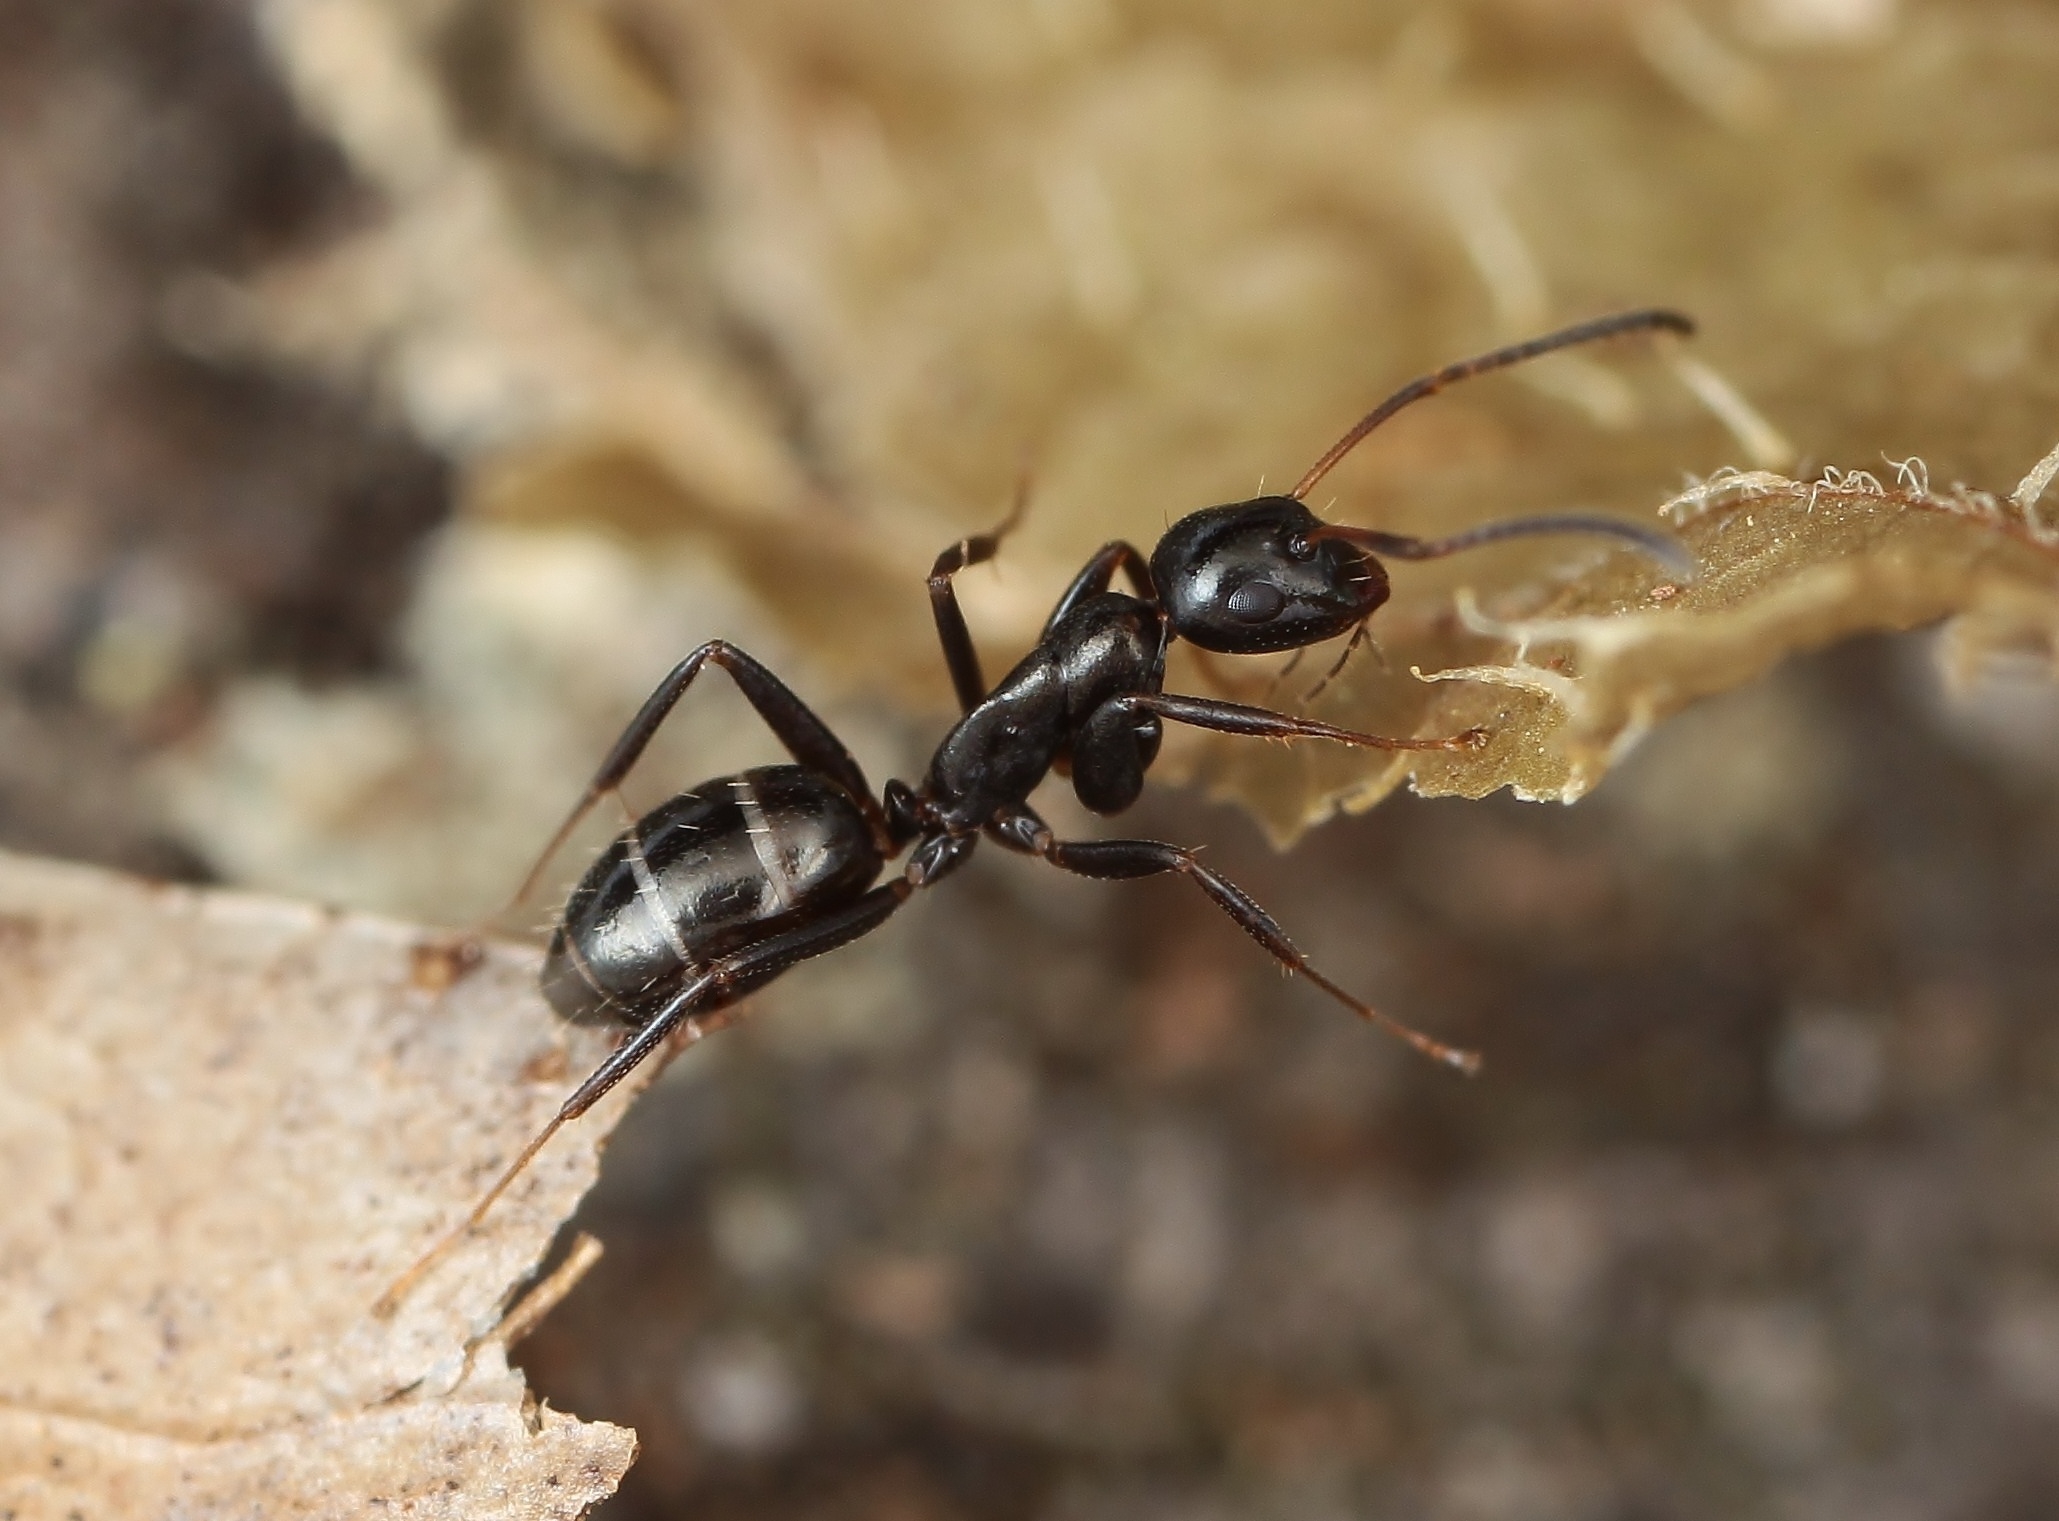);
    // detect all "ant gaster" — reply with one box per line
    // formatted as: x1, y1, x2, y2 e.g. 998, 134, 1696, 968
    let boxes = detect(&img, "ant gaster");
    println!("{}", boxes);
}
375, 308, 1694, 1313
